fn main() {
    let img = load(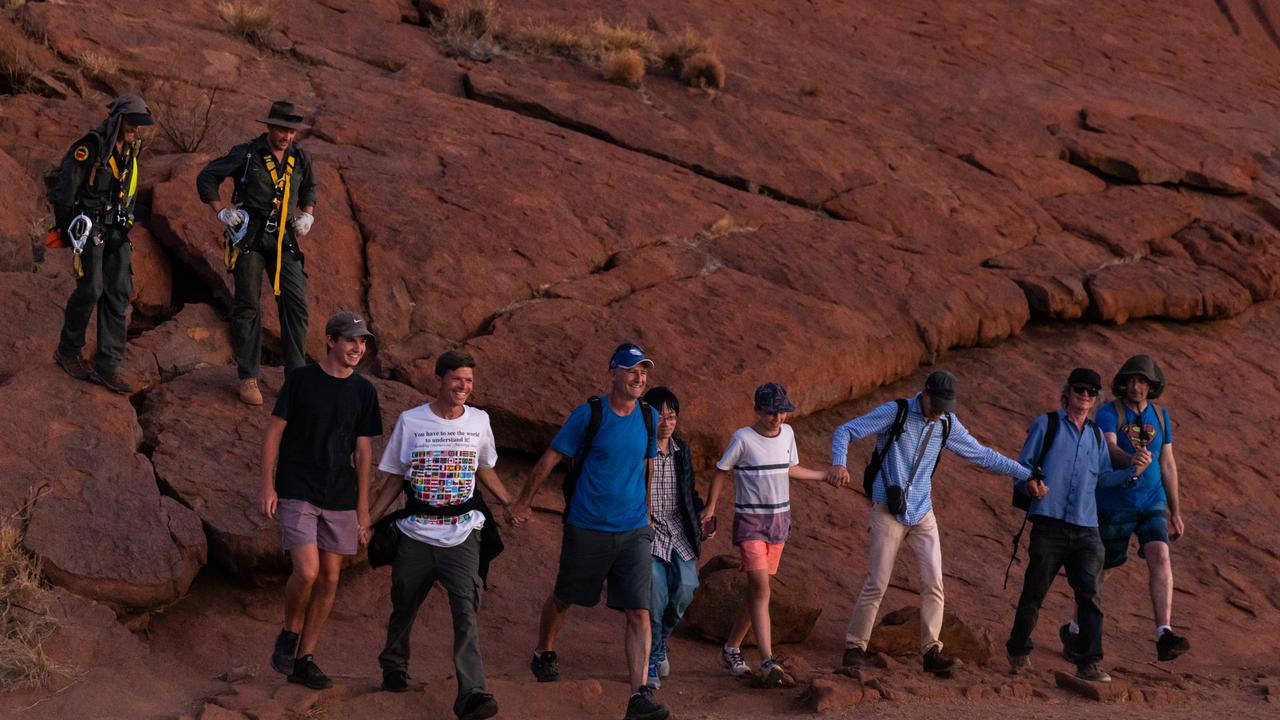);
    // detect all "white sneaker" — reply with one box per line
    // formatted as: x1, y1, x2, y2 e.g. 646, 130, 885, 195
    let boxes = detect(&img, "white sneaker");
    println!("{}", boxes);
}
721, 646, 751, 677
